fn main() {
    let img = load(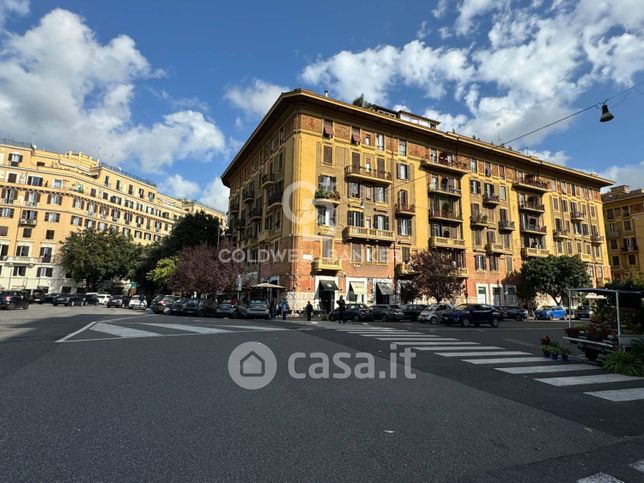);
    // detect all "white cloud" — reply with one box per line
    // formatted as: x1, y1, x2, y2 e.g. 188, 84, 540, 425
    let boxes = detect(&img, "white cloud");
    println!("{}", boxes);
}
416, 21, 430, 40
432, 0, 448, 18
598, 160, 644, 190
200, 177, 230, 212
224, 79, 288, 119
0, 8, 227, 173
0, 0, 28, 28
455, 0, 508, 35
159, 174, 200, 199
525, 149, 570, 166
